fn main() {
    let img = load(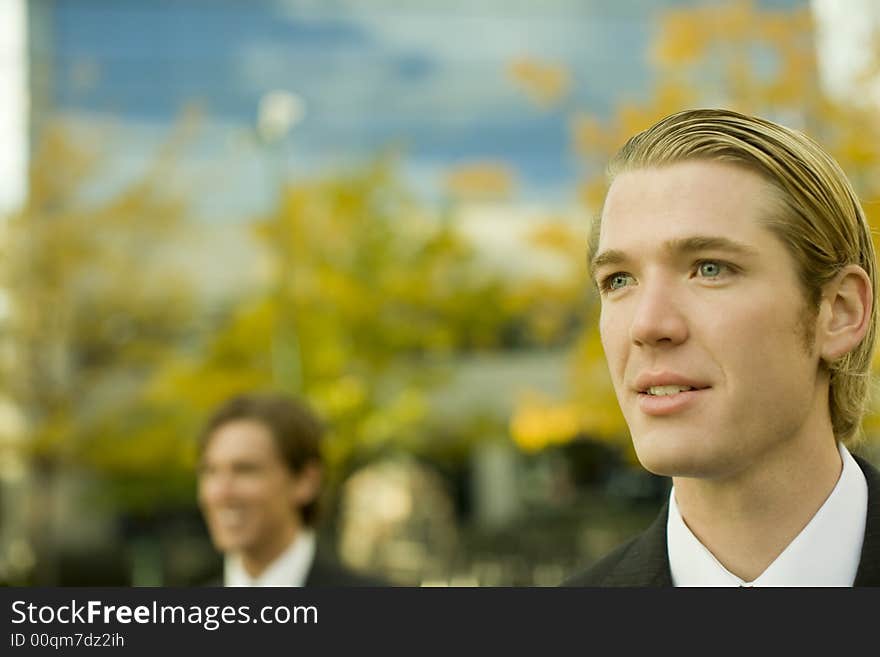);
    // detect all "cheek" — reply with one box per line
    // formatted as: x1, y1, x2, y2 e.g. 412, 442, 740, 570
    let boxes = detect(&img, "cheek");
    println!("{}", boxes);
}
198, 479, 224, 508
598, 309, 626, 371
707, 296, 815, 392
249, 477, 293, 511
240, 481, 273, 505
